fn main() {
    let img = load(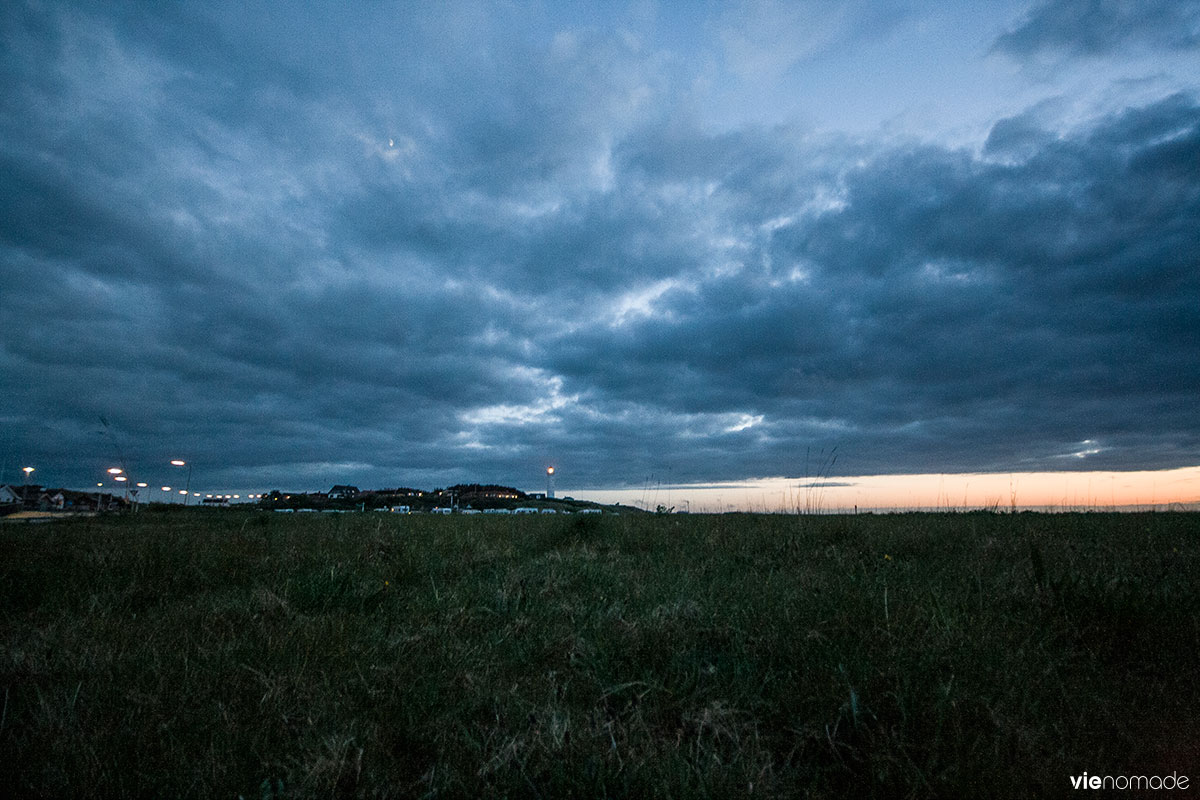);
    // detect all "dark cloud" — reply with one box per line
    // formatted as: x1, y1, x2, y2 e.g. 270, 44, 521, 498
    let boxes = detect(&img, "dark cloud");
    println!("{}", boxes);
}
0, 2, 1197, 493
993, 0, 1200, 59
